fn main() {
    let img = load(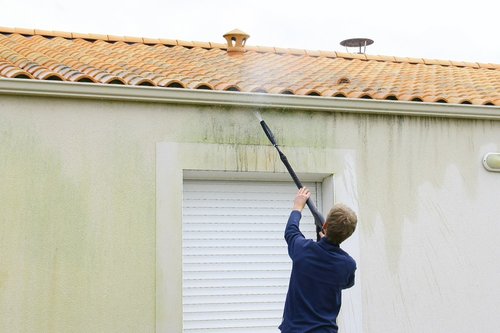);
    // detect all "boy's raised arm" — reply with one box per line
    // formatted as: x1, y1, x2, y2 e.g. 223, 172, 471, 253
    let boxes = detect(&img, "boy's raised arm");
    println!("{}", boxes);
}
284, 188, 312, 258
